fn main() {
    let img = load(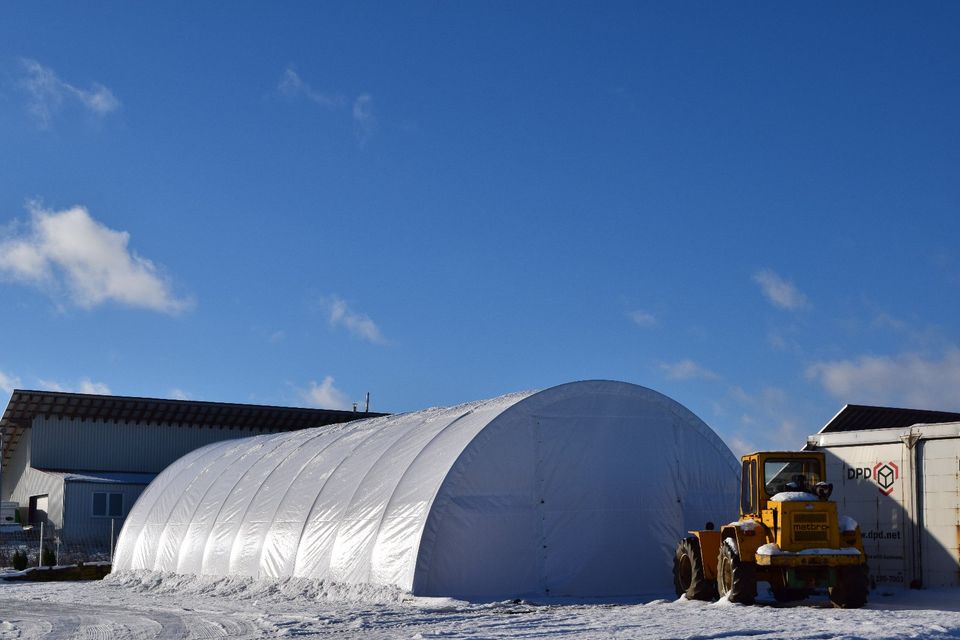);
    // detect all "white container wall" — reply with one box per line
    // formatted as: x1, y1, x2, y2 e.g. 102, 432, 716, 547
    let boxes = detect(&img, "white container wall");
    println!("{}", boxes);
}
808, 422, 960, 589
114, 381, 739, 599
920, 435, 960, 588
